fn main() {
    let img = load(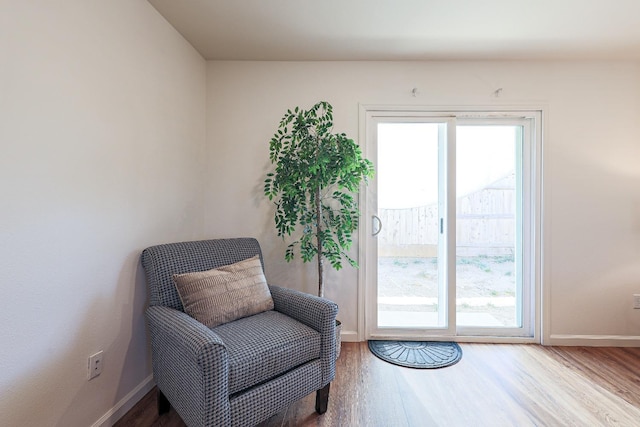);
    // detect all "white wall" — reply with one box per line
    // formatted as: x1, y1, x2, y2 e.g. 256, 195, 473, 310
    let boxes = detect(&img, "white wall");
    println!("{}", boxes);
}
3, 10, 639, 423
0, 1, 206, 426
205, 60, 640, 345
